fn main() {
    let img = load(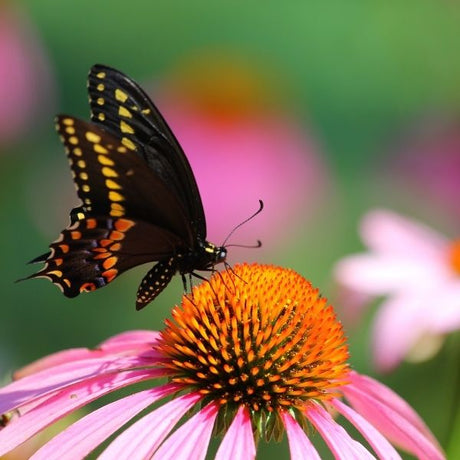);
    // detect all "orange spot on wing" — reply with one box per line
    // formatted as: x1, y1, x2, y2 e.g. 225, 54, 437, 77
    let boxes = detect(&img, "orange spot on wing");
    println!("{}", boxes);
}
94, 252, 111, 260
59, 244, 70, 253
100, 239, 113, 247
54, 258, 63, 266
86, 219, 97, 229
109, 231, 124, 241
114, 219, 135, 232
103, 268, 118, 283
110, 243, 121, 251
80, 282, 96, 292
103, 256, 118, 270
71, 231, 82, 240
